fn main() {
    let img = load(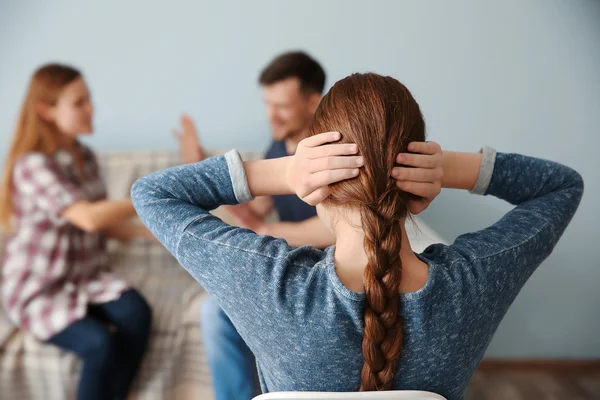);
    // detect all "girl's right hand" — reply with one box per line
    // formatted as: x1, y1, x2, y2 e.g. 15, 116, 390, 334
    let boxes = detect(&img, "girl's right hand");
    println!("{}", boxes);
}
286, 132, 363, 206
